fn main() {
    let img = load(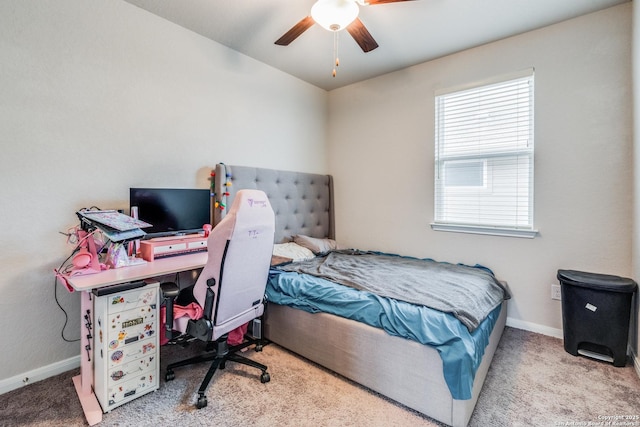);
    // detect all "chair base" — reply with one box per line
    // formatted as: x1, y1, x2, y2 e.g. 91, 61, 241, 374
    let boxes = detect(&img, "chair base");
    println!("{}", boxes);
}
165, 335, 270, 409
